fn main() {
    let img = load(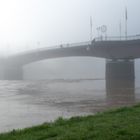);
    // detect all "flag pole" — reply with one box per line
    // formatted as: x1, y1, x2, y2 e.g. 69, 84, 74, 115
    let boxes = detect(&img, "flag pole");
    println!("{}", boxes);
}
90, 16, 93, 42
125, 7, 128, 40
